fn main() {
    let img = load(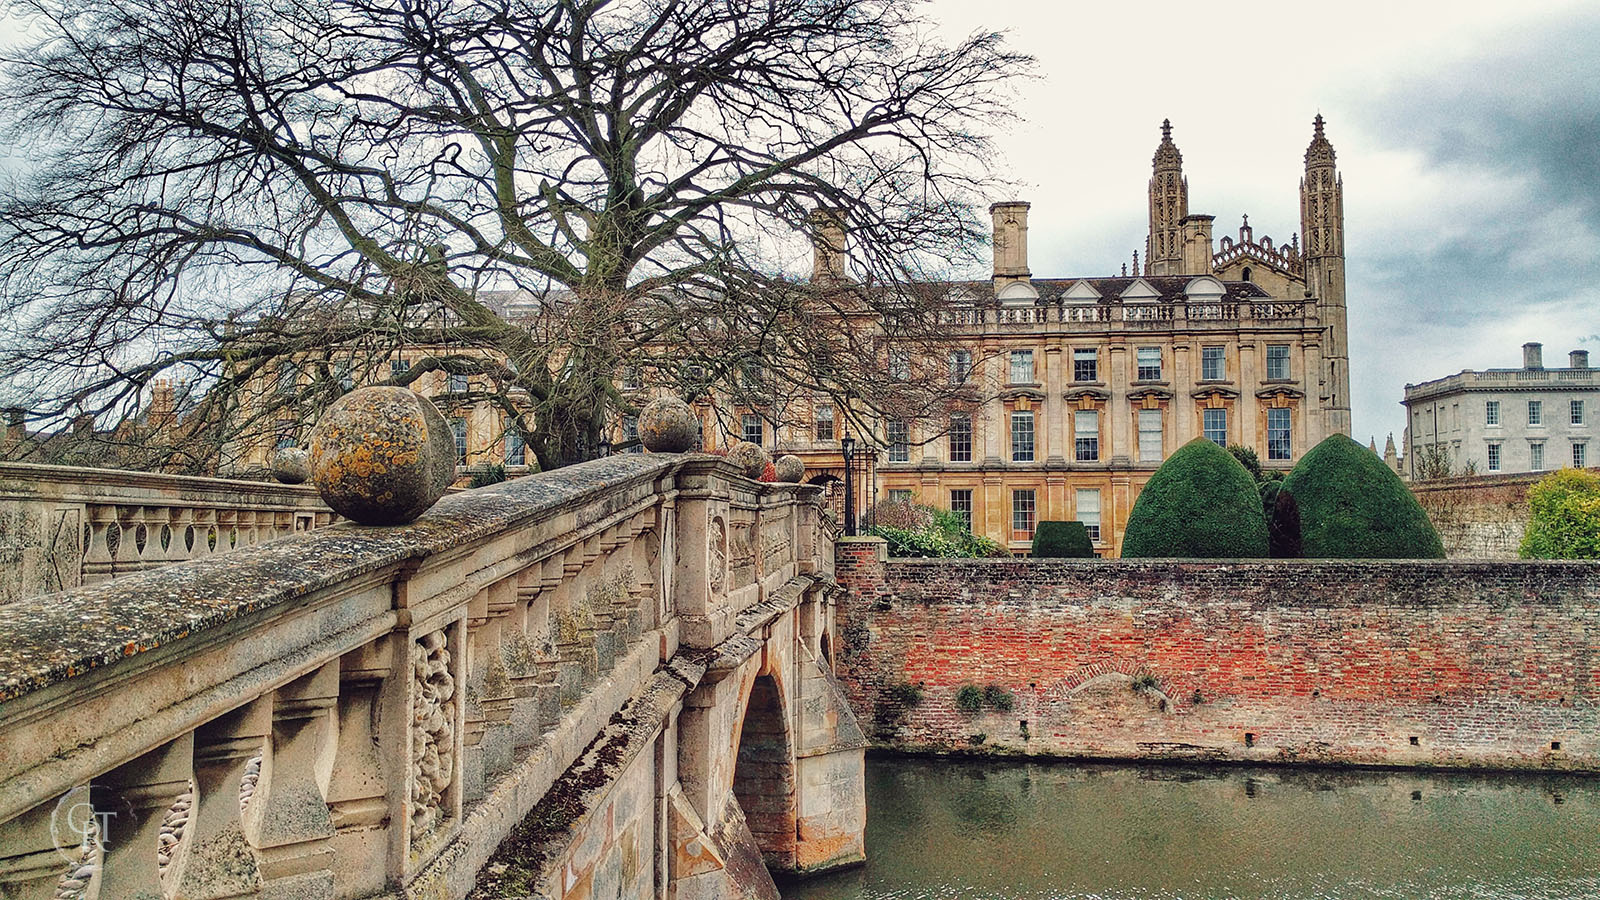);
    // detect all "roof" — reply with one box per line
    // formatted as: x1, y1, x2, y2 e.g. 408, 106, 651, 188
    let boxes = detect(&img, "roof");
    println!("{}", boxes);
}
934, 276, 1274, 304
